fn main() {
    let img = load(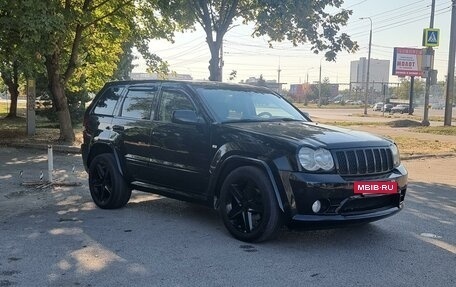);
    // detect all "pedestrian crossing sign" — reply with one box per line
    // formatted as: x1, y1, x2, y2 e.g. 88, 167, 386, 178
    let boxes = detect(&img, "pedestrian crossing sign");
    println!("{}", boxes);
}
422, 28, 440, 47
